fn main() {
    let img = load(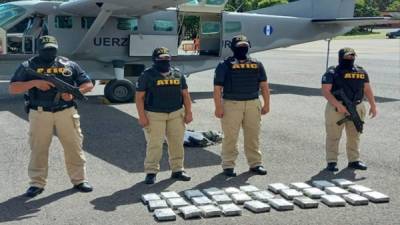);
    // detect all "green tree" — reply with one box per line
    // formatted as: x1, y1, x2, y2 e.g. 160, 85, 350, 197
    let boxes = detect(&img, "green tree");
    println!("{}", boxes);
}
387, 0, 400, 11
225, 0, 288, 12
